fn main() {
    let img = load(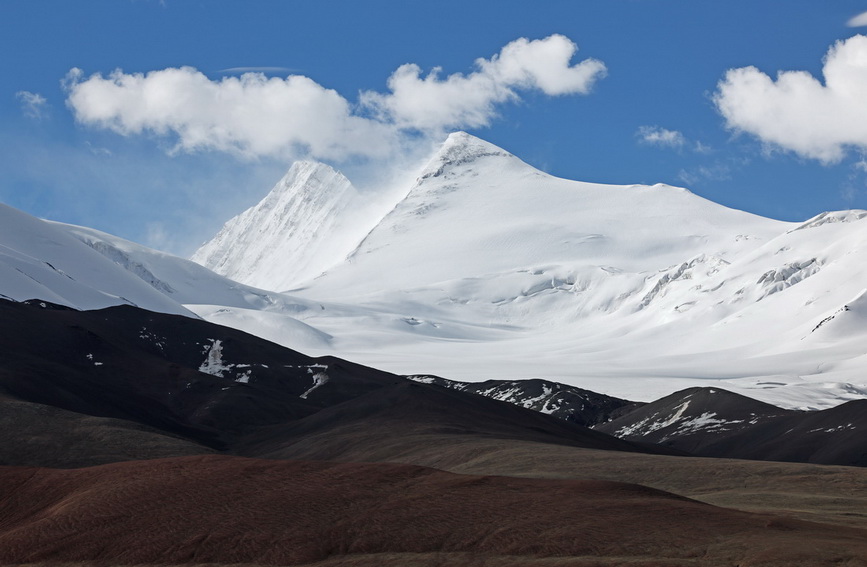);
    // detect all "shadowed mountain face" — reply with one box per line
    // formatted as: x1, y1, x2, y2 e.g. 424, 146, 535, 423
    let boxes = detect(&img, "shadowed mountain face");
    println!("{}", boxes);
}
2, 299, 866, 469
239, 380, 665, 462
0, 299, 404, 452
0, 299, 660, 468
596, 387, 867, 466
2, 455, 867, 567
407, 375, 643, 426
